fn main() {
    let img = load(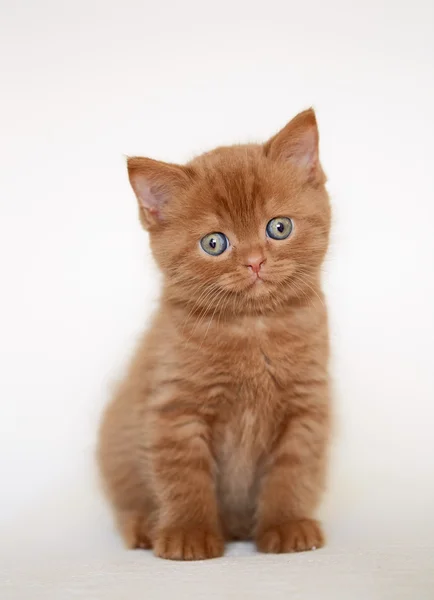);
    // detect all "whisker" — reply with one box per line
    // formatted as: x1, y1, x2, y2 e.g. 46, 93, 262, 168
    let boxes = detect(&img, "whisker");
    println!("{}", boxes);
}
198, 288, 229, 349
217, 289, 233, 329
180, 282, 219, 334
296, 273, 325, 307
186, 286, 227, 345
